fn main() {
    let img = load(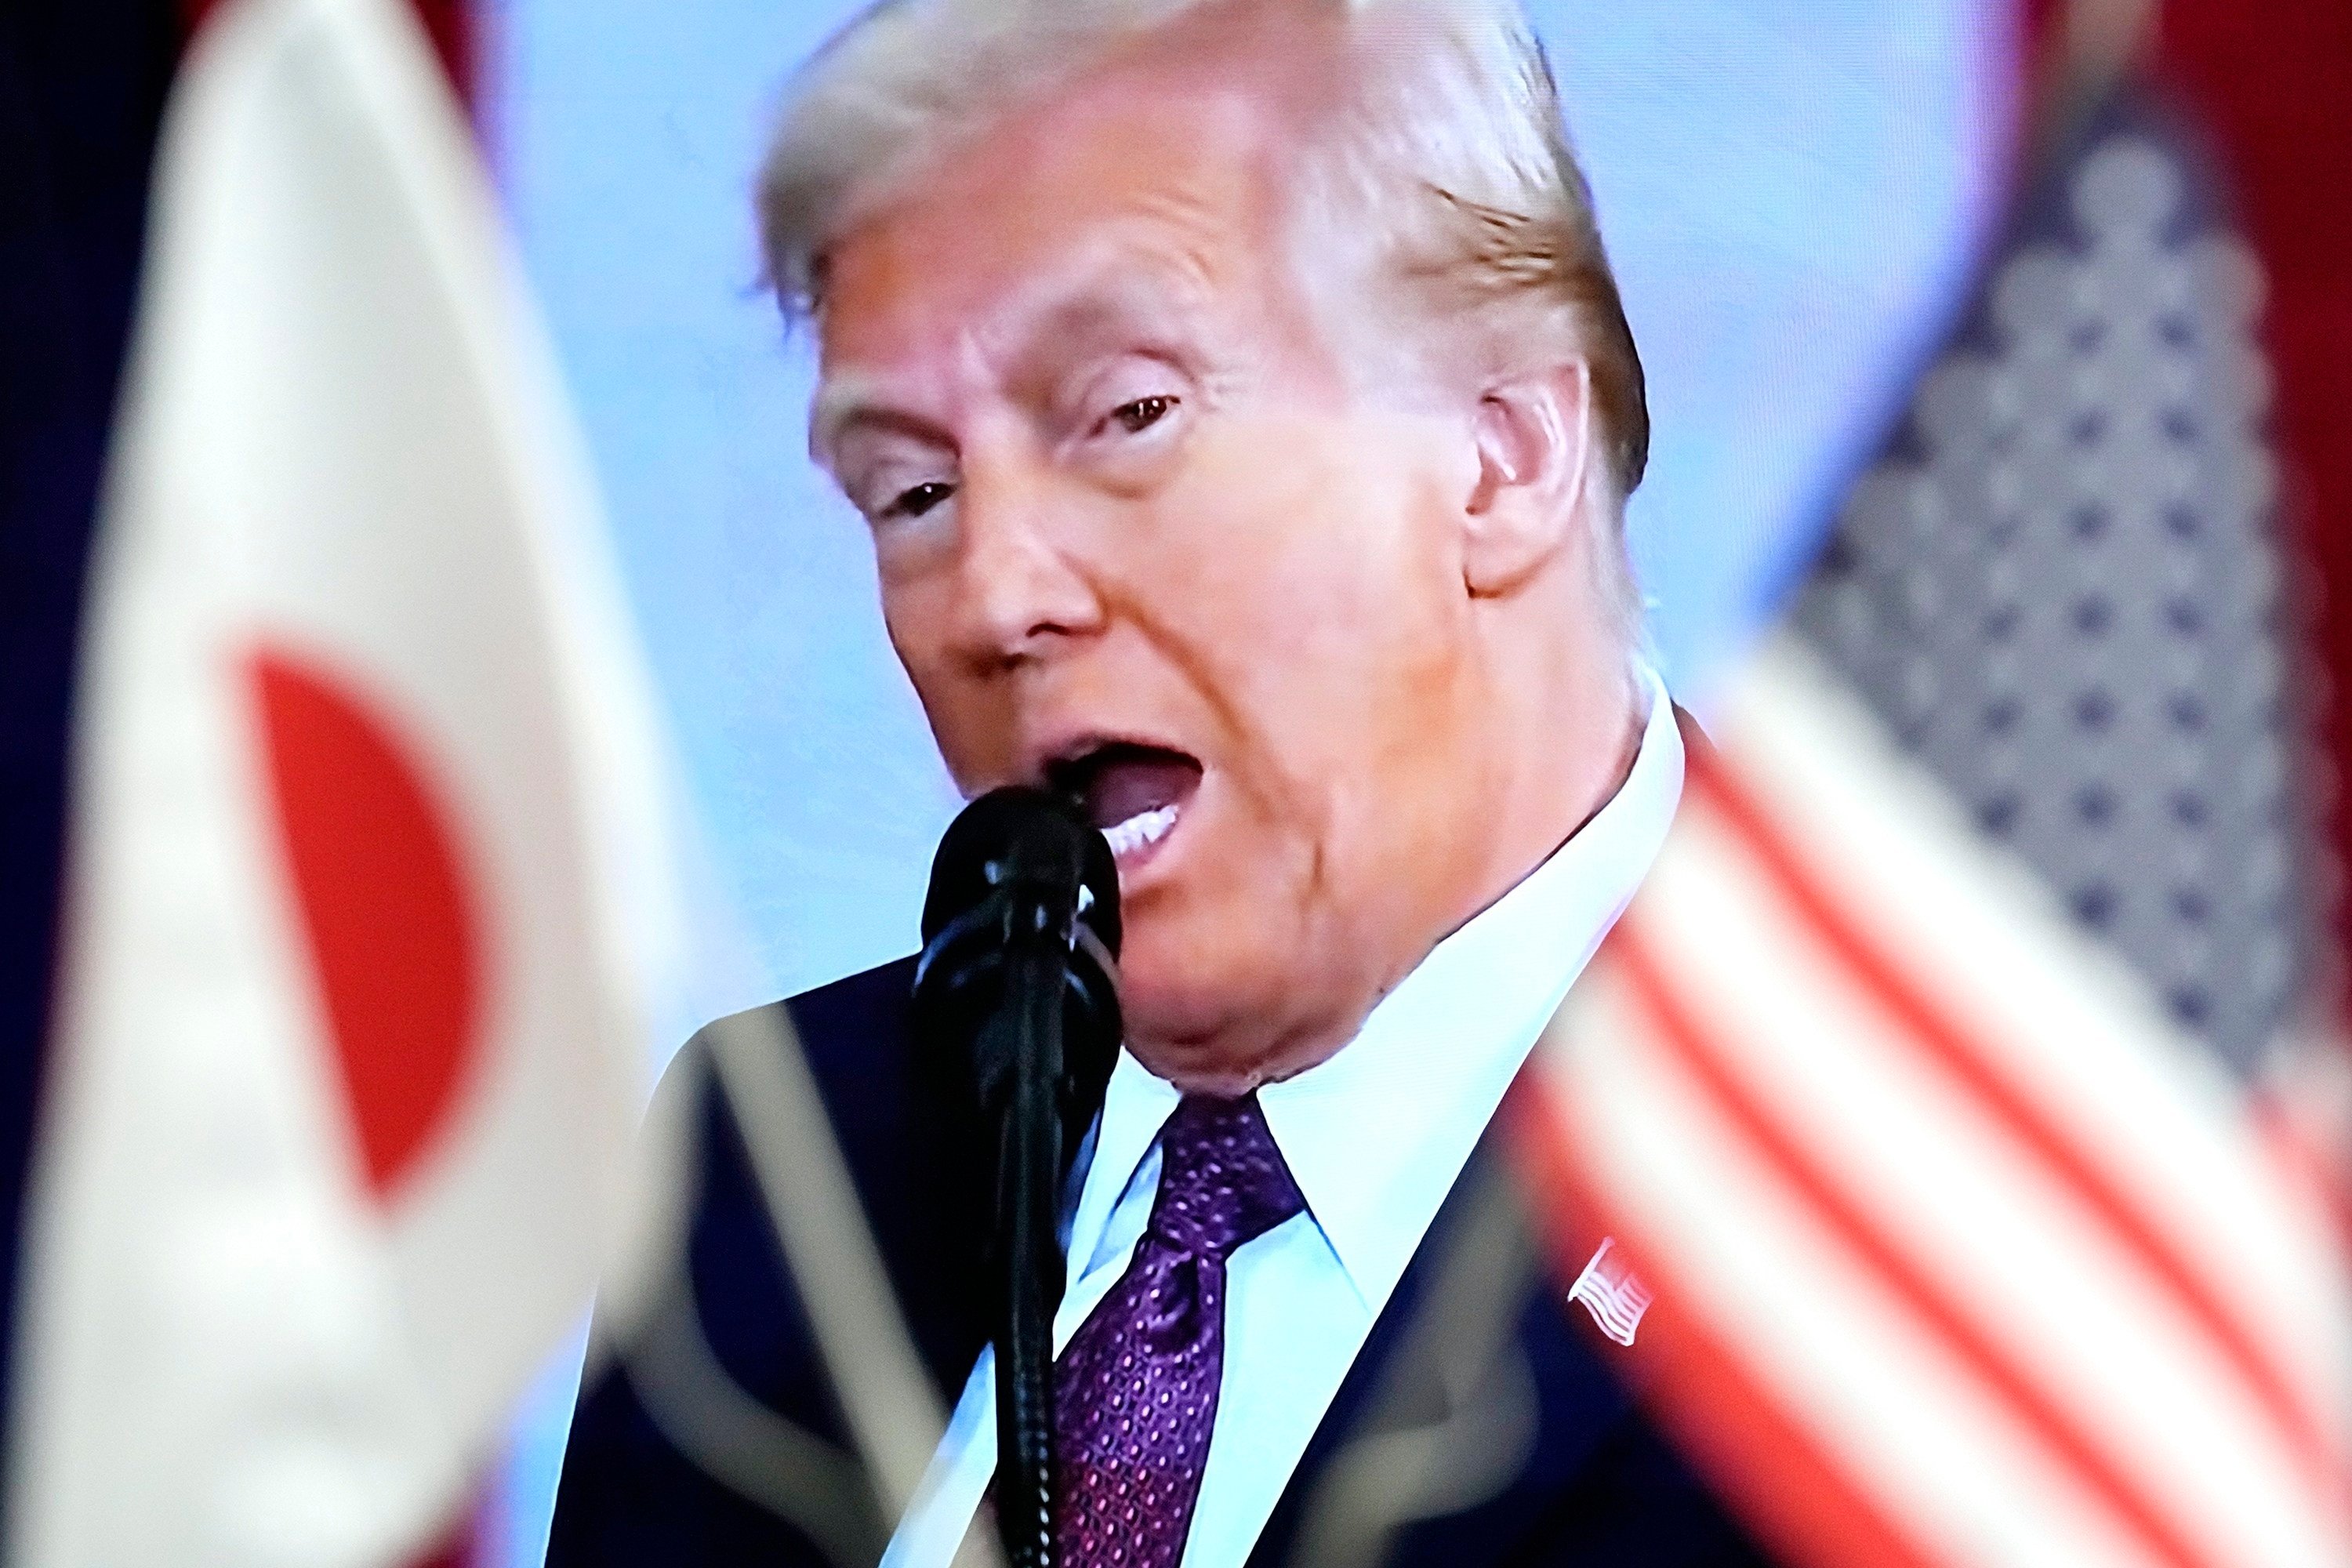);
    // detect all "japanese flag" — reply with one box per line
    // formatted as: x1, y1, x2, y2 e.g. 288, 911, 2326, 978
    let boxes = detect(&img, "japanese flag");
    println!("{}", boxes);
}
7, 0, 683, 1563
